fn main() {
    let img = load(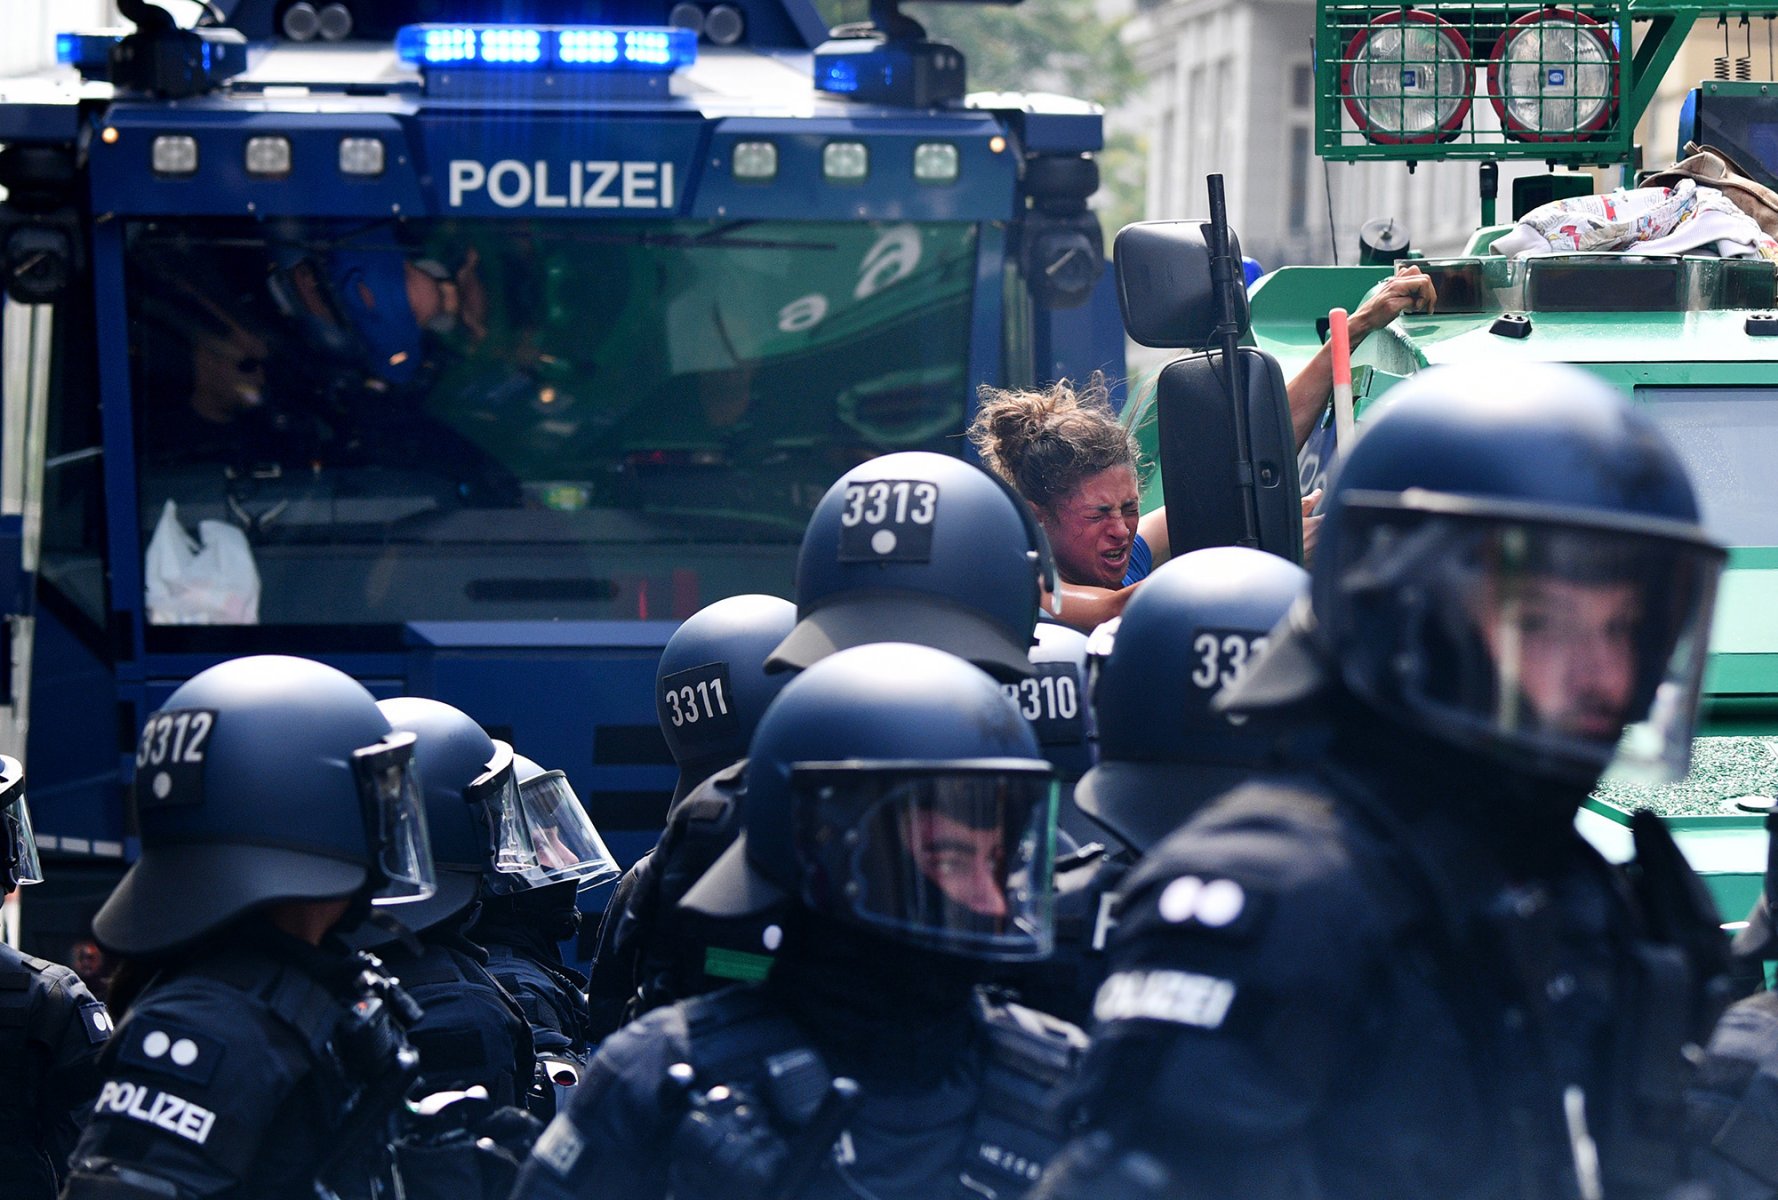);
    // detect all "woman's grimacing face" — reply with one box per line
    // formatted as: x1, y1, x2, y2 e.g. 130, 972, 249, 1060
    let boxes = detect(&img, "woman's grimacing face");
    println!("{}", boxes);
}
1041, 465, 1142, 588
